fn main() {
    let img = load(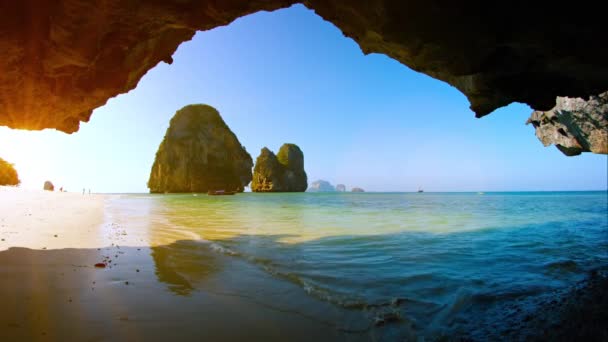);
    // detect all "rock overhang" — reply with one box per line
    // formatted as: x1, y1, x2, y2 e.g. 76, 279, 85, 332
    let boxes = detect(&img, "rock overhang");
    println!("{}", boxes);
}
1, 1, 607, 155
